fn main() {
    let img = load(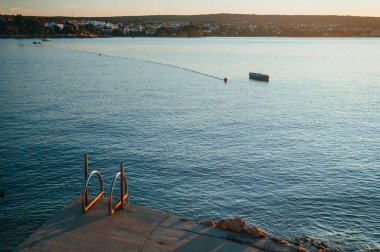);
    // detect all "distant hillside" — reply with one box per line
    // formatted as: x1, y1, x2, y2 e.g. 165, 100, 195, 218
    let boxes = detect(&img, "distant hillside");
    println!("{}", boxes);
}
85, 14, 380, 28
1, 13, 380, 38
